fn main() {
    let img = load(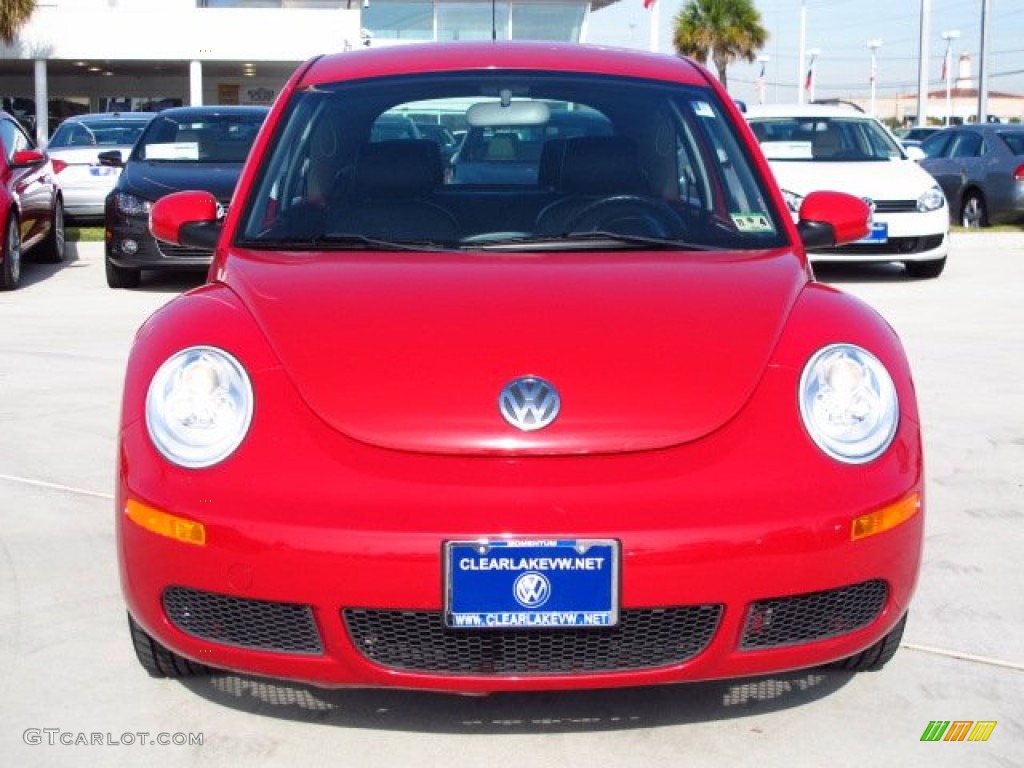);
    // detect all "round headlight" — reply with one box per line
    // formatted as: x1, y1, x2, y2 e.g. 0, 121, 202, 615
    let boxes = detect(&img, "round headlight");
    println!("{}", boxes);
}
798, 344, 898, 464
917, 184, 945, 212
145, 346, 253, 468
